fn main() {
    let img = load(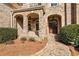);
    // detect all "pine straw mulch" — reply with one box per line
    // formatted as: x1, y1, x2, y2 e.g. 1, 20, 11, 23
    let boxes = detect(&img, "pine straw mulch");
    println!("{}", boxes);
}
0, 39, 47, 56
68, 45, 79, 56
